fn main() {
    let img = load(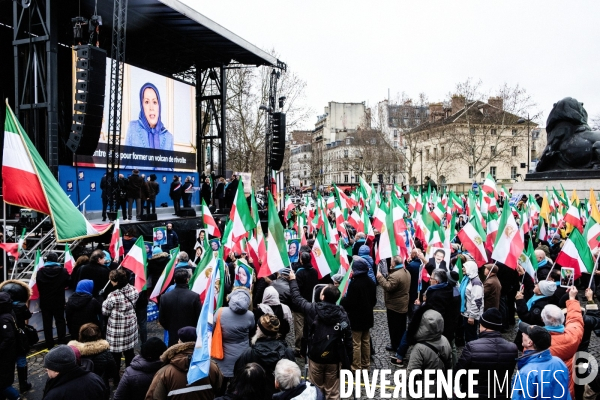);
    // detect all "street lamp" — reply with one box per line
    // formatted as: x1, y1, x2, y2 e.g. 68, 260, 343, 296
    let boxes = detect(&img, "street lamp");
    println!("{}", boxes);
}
517, 114, 531, 173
